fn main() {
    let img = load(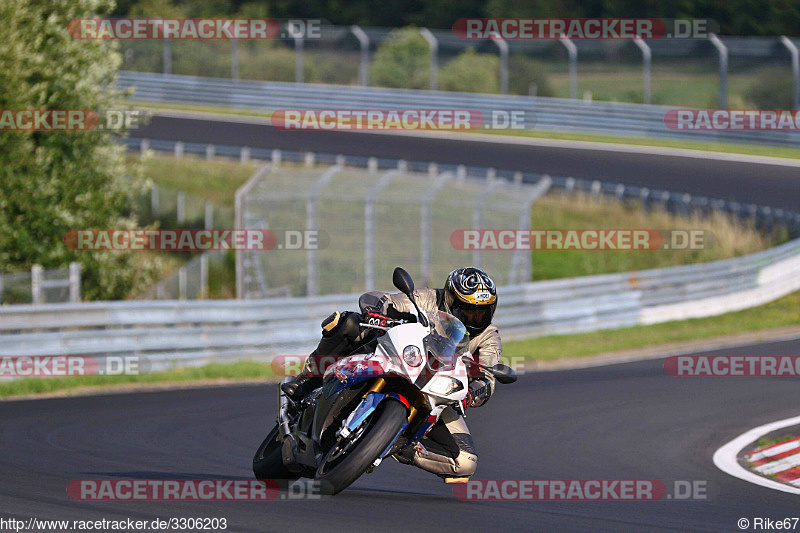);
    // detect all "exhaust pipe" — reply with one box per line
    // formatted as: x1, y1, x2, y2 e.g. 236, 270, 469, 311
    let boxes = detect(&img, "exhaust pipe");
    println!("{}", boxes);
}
278, 377, 292, 436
